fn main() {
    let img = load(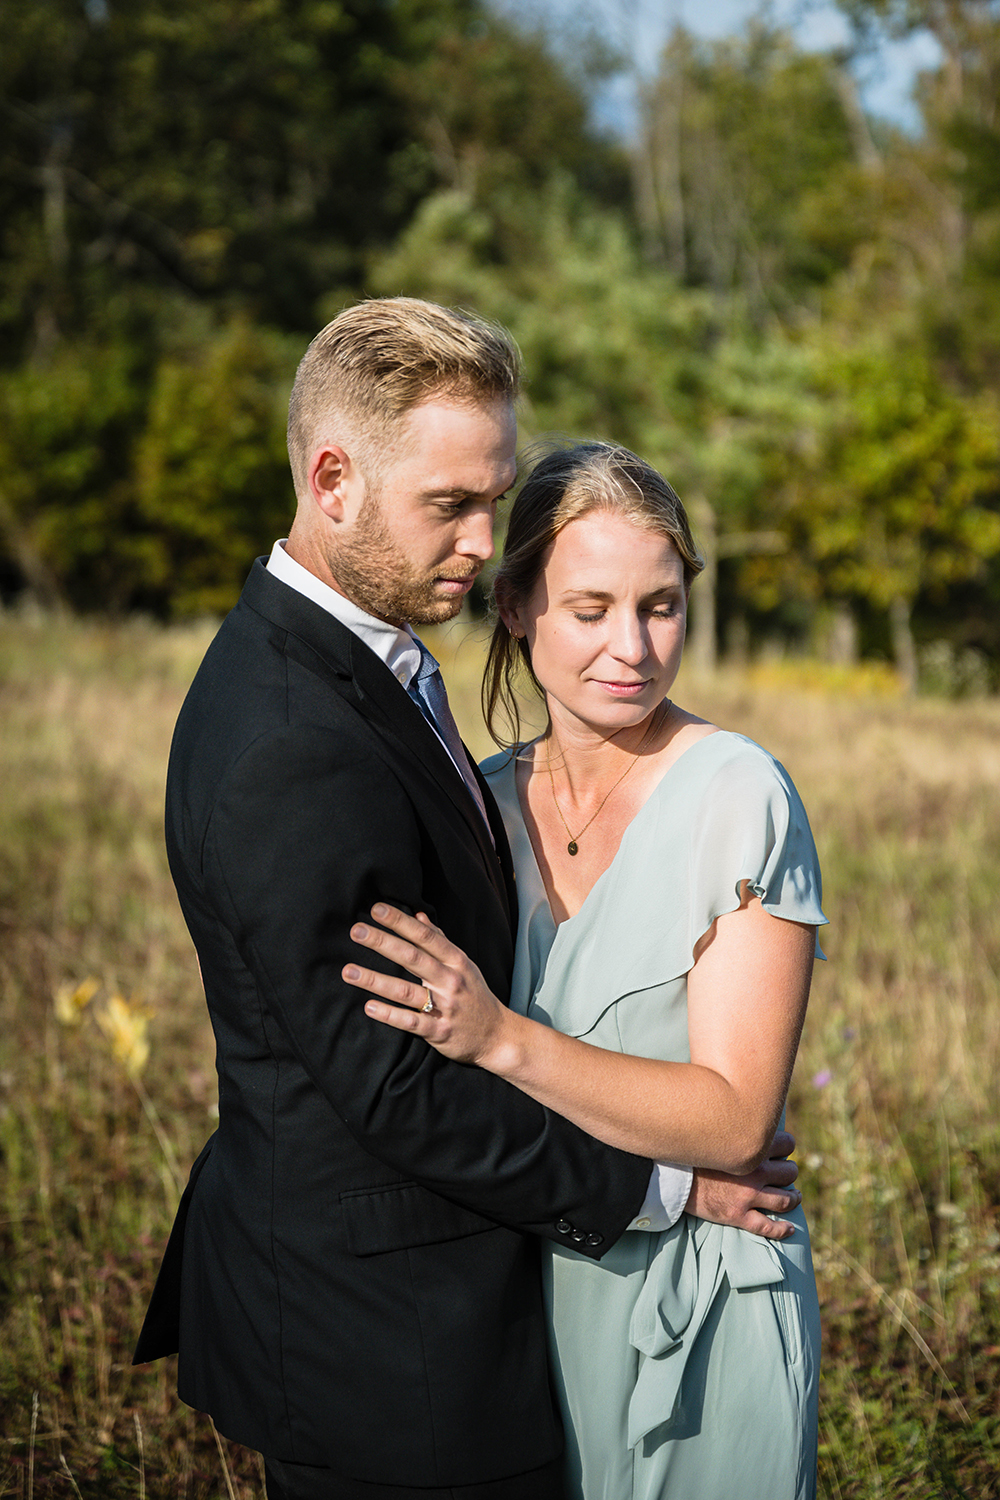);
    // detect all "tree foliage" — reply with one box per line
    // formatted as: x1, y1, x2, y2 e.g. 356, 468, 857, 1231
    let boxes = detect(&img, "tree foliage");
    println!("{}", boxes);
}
0, 0, 998, 680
